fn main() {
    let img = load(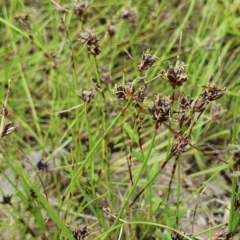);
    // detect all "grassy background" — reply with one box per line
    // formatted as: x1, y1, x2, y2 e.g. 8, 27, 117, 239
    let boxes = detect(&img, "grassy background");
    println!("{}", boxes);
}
0, 0, 240, 239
